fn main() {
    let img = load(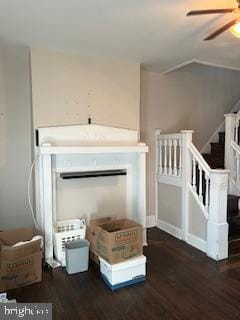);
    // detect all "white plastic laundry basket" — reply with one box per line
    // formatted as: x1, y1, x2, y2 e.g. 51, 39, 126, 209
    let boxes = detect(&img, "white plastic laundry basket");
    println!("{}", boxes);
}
53, 218, 86, 267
